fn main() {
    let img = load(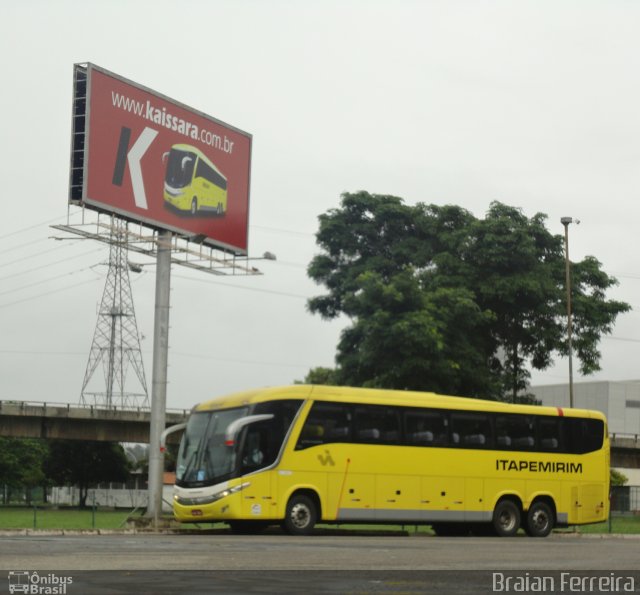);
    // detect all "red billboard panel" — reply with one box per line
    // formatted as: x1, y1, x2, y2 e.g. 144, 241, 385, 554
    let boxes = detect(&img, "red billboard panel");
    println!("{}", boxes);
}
69, 63, 252, 254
